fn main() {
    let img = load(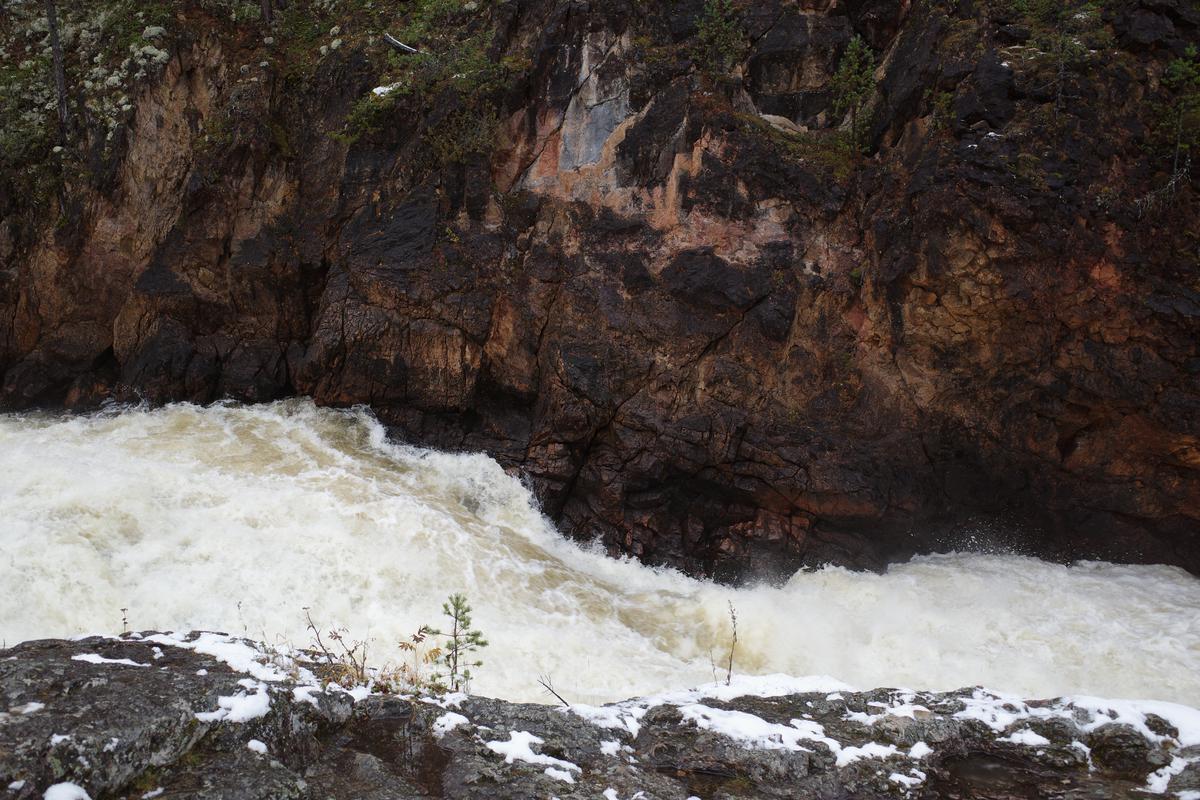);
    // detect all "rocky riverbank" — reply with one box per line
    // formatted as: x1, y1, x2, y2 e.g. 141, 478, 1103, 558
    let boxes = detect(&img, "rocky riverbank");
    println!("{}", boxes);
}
3, 633, 1199, 799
